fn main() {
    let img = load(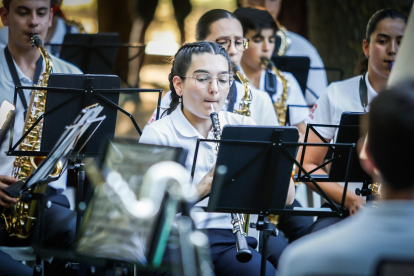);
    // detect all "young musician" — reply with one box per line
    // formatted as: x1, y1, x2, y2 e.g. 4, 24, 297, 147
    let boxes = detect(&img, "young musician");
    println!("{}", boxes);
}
302, 9, 406, 232
0, 0, 82, 274
238, 0, 328, 105
233, 7, 308, 134
147, 9, 278, 127
279, 83, 414, 276
140, 41, 295, 276
0, 0, 80, 56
